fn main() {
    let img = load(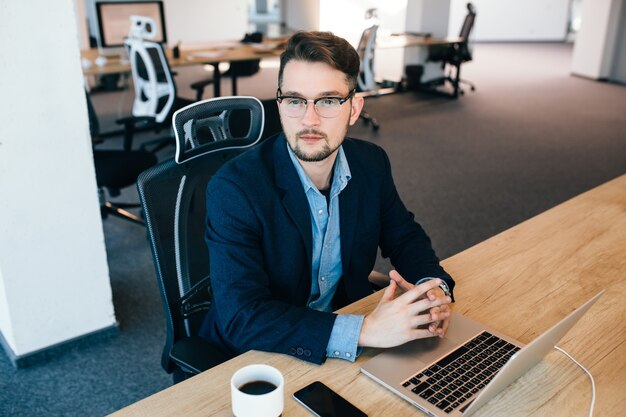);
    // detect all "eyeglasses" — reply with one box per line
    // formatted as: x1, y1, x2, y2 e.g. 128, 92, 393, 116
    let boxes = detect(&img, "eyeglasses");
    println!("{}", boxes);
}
276, 89, 355, 119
